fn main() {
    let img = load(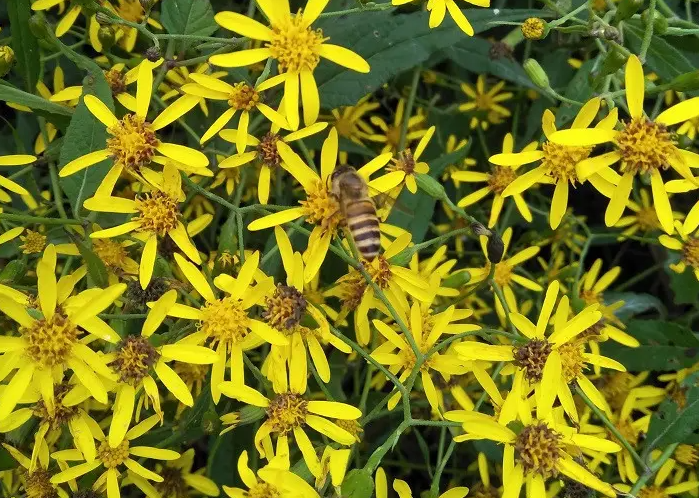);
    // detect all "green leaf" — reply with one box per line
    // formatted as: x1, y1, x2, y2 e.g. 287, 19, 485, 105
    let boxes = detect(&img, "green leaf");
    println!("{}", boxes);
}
625, 21, 694, 78
66, 232, 109, 288
601, 319, 699, 372
0, 81, 73, 130
443, 37, 536, 89
386, 142, 471, 244
8, 0, 41, 93
340, 469, 374, 498
555, 59, 594, 127
317, 8, 546, 108
605, 292, 667, 320
58, 72, 115, 216
645, 373, 699, 452
161, 0, 217, 48
668, 266, 699, 305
